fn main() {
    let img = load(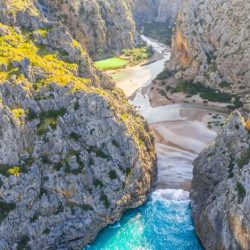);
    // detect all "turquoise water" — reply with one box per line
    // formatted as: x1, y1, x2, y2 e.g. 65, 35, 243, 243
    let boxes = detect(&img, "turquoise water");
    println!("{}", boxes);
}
85, 190, 203, 250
